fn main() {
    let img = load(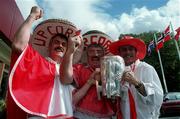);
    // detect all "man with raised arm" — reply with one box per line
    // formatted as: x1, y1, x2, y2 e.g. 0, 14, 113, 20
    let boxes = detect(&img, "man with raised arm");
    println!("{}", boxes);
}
7, 6, 82, 119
